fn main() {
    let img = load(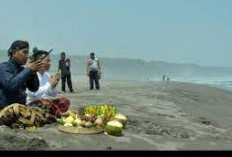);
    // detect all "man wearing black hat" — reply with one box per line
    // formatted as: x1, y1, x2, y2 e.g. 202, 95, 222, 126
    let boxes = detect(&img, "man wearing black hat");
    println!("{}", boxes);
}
0, 40, 43, 109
